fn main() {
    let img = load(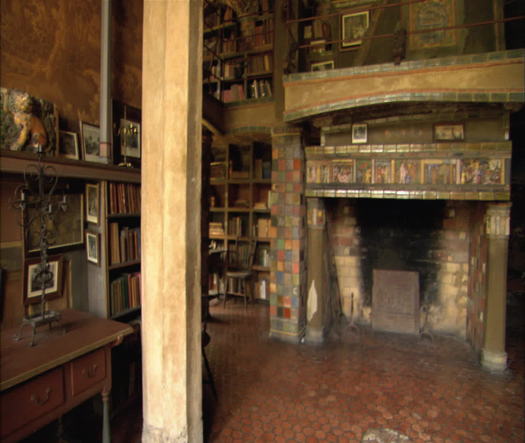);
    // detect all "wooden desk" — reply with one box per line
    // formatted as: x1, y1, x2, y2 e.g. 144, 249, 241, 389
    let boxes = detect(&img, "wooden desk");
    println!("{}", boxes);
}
0, 309, 133, 443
